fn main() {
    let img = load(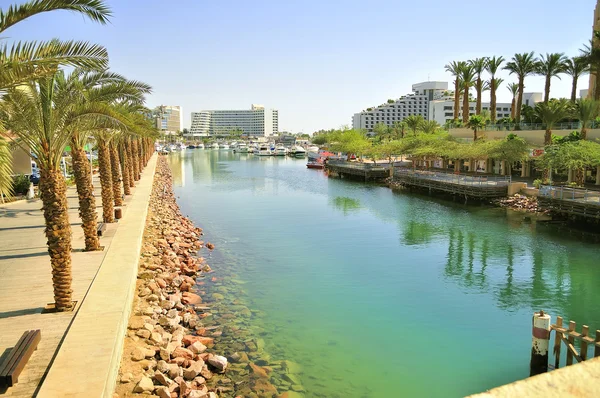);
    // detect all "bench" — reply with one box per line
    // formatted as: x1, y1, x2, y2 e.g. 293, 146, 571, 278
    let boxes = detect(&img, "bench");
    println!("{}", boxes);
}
97, 222, 107, 237
0, 330, 41, 388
